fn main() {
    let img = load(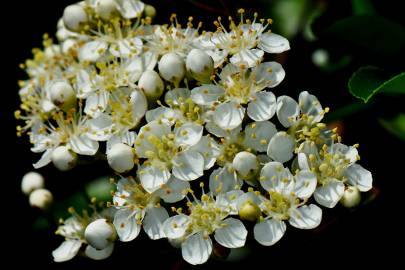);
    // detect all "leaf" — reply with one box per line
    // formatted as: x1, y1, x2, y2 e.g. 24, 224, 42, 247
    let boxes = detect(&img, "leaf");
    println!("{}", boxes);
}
85, 176, 114, 202
348, 66, 405, 102
379, 114, 405, 141
324, 15, 405, 57
53, 192, 89, 220
352, 0, 376, 15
